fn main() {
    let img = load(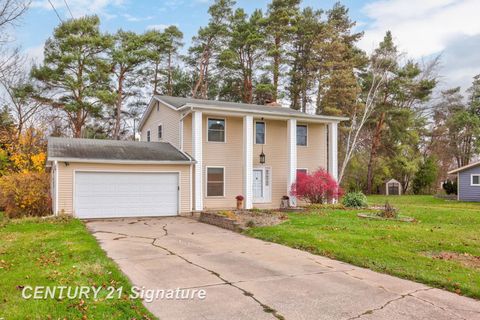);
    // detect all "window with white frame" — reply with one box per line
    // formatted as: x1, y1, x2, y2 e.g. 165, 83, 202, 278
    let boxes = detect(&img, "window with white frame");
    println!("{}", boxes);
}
297, 124, 307, 146
158, 124, 163, 140
255, 121, 265, 144
207, 118, 226, 142
472, 174, 480, 186
146, 130, 151, 142
207, 167, 224, 196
